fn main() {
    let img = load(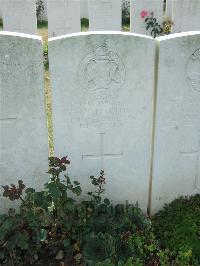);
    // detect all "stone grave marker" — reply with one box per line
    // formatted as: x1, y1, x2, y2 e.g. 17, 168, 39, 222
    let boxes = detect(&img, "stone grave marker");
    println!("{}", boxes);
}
0, 0, 2, 19
2, 0, 37, 35
166, 0, 200, 33
81, 0, 89, 18
47, 0, 81, 37
48, 32, 156, 212
151, 32, 200, 214
0, 32, 49, 212
88, 0, 121, 31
